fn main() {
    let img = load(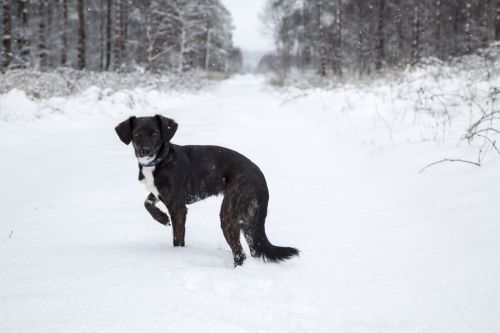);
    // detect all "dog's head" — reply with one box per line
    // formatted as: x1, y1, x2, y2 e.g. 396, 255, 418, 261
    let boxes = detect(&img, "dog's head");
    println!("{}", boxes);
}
115, 115, 178, 165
